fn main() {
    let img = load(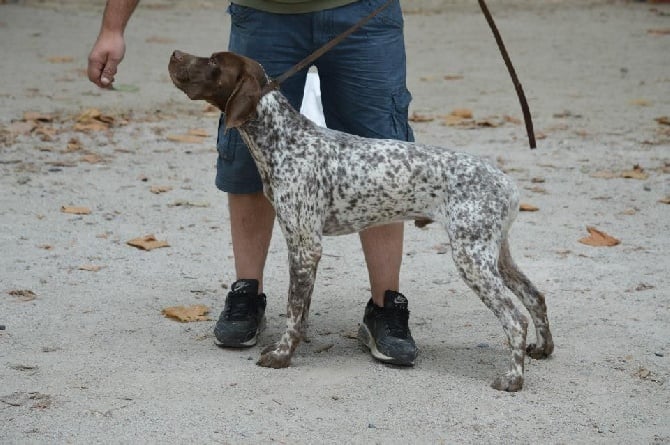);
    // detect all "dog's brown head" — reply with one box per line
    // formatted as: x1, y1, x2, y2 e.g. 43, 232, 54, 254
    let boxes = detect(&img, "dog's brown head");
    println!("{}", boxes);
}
168, 50, 267, 130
